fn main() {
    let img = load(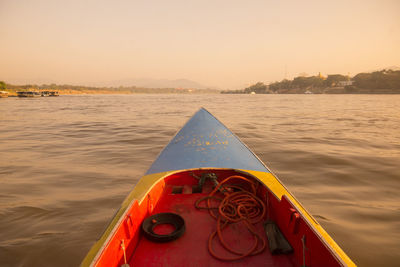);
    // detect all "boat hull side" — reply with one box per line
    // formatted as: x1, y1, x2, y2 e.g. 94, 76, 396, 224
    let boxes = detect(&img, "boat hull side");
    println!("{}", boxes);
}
80, 171, 172, 267
246, 170, 355, 267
